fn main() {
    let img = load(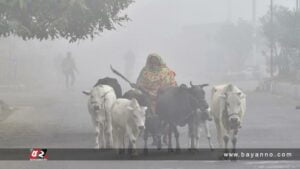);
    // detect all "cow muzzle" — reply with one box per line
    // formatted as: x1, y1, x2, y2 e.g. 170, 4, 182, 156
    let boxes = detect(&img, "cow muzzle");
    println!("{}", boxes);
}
229, 117, 241, 129
138, 126, 145, 130
93, 105, 100, 111
197, 108, 213, 121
